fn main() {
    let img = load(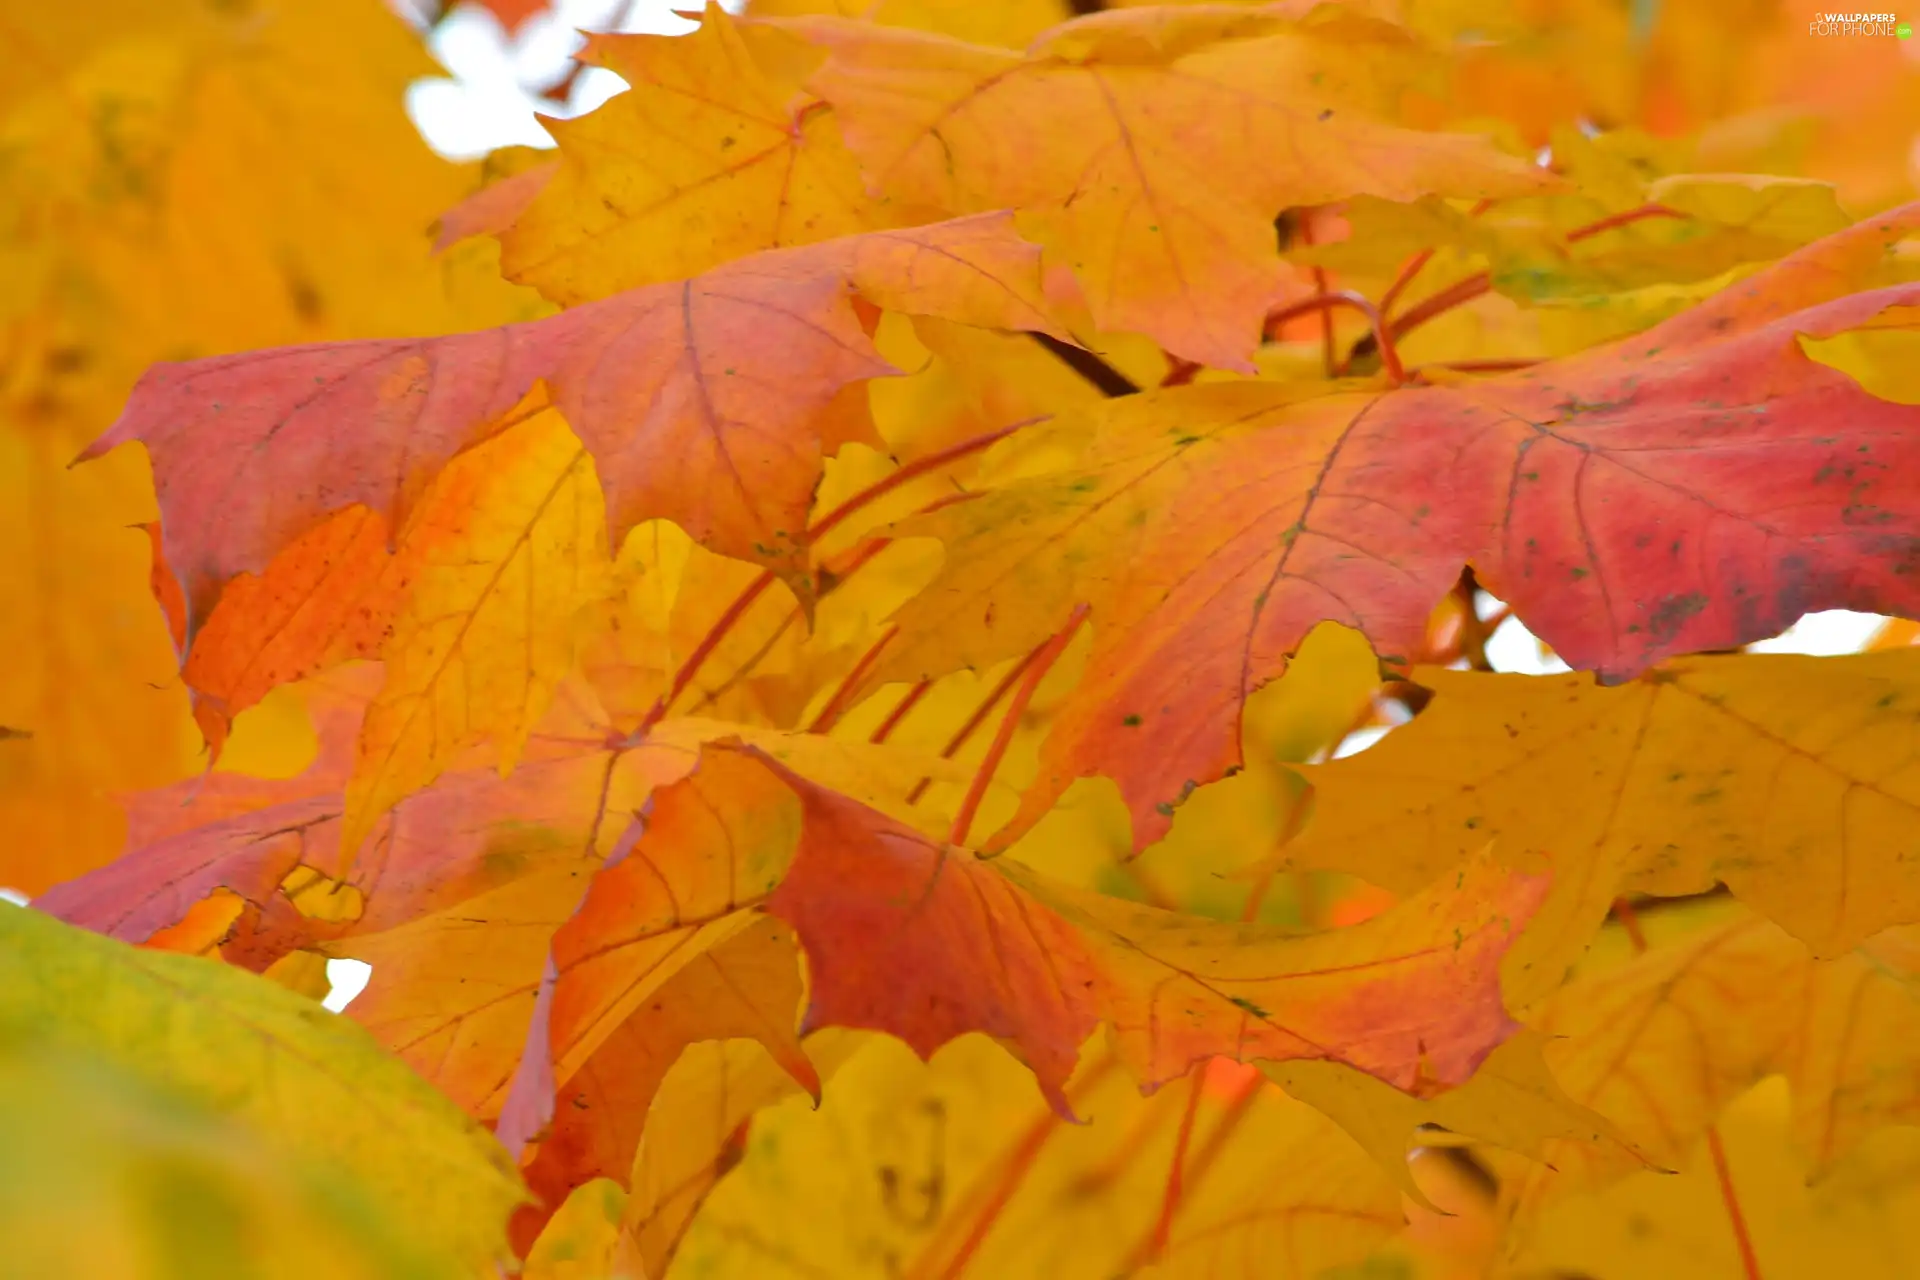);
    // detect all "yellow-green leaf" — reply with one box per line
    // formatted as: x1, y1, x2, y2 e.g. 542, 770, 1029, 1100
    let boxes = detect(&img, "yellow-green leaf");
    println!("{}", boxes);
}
0, 904, 525, 1273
